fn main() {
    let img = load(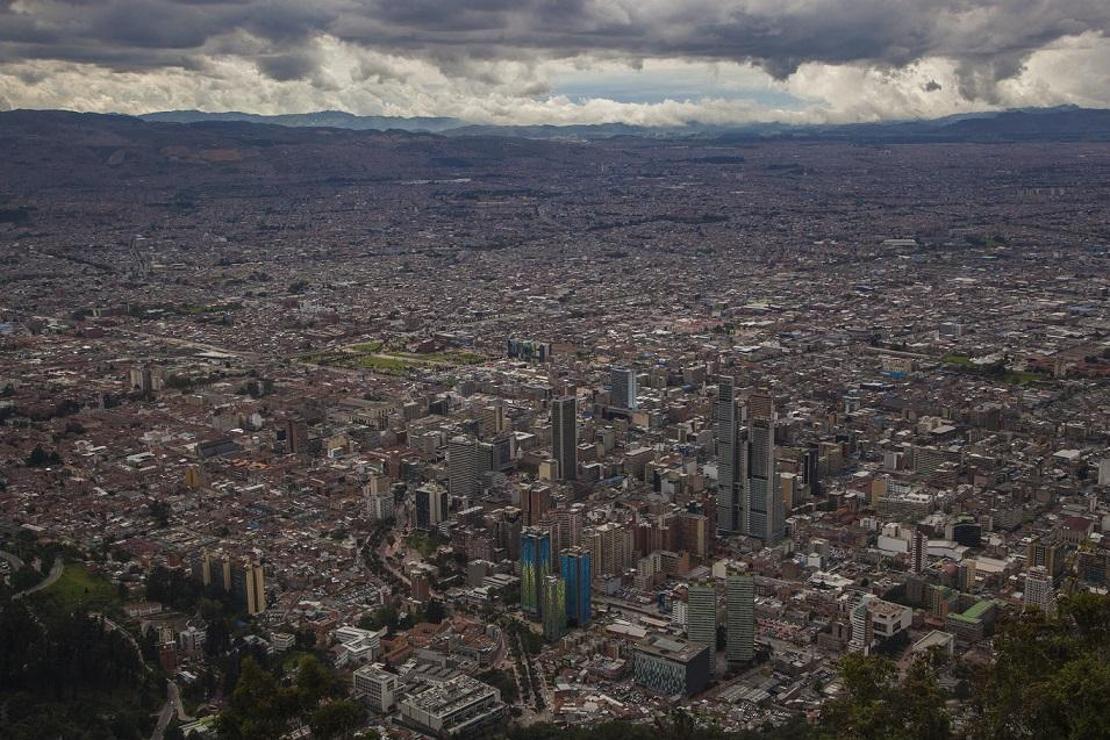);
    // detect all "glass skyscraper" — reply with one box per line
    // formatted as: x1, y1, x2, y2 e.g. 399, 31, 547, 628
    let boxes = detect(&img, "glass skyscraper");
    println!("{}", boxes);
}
520, 527, 552, 618
560, 547, 591, 627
